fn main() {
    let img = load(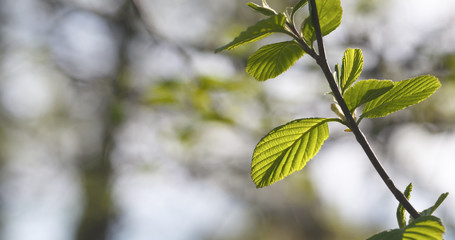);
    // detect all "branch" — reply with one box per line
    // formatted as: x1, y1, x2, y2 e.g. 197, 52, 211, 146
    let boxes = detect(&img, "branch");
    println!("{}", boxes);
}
308, 1, 325, 59
285, 22, 318, 59
306, 0, 421, 219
